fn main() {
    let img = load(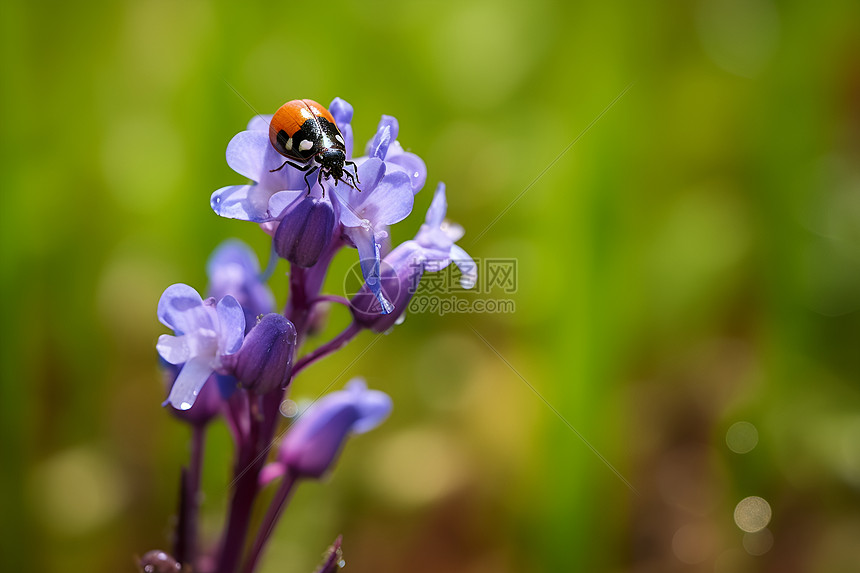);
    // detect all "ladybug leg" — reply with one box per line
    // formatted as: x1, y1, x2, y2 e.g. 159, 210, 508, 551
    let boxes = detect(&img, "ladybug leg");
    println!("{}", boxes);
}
303, 166, 319, 195
317, 167, 327, 197
345, 161, 361, 185
270, 159, 311, 173
343, 170, 360, 192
